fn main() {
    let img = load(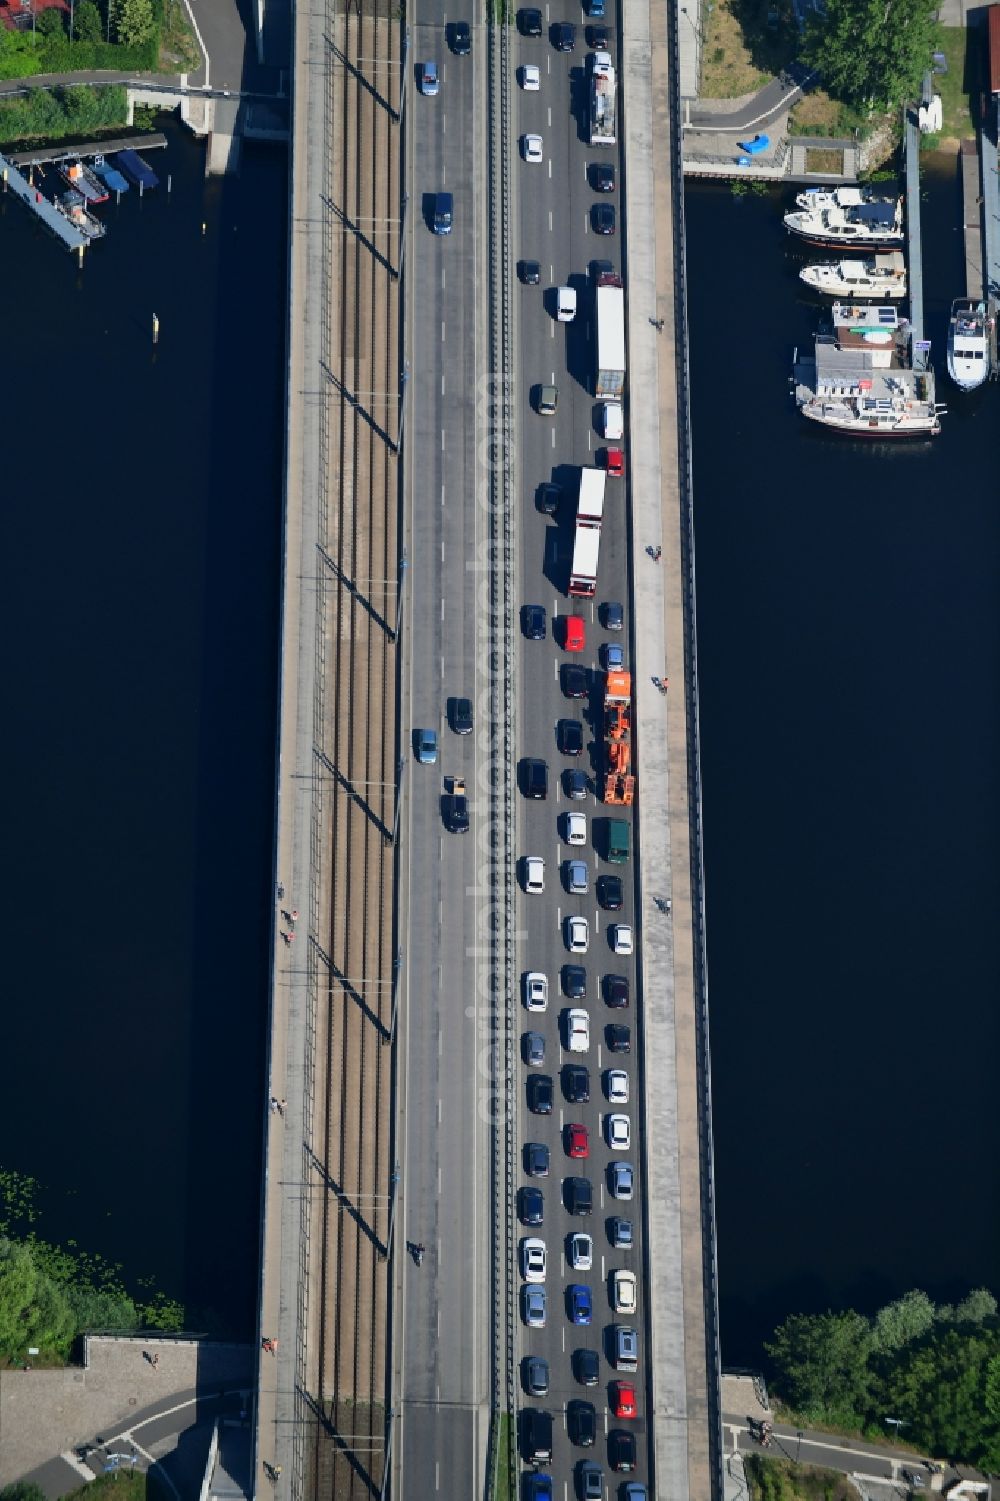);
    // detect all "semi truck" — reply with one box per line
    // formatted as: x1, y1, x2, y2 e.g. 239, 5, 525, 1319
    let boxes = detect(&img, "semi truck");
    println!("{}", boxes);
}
589, 51, 616, 146
595, 274, 626, 399
568, 466, 606, 598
